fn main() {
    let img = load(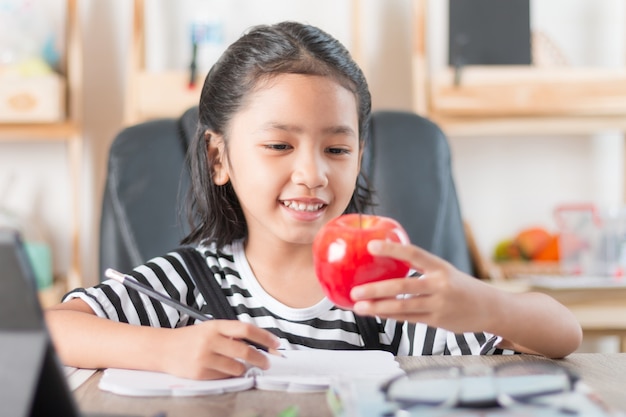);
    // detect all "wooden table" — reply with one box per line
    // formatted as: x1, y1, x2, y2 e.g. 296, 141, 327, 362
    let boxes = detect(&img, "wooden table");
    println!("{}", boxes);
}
75, 353, 626, 417
491, 278, 626, 352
